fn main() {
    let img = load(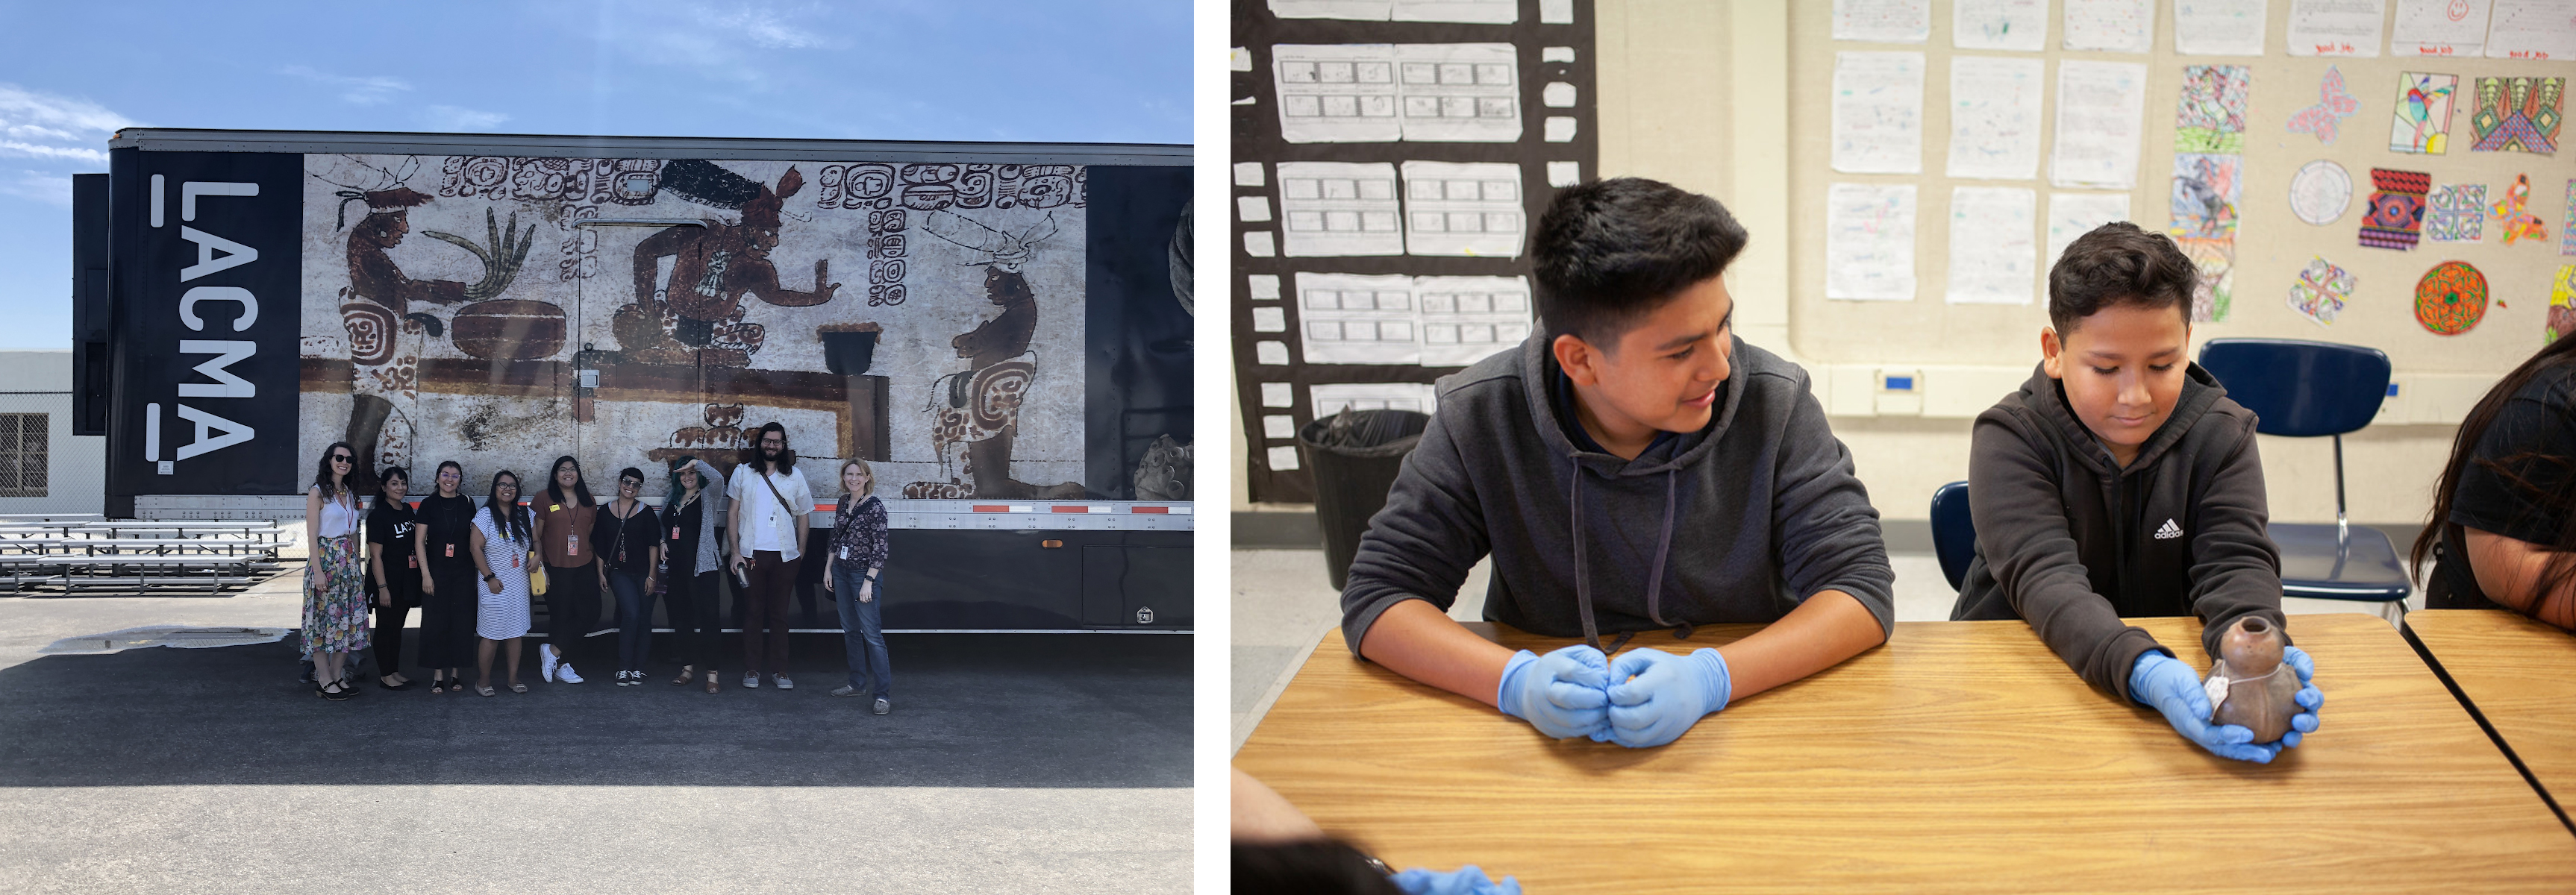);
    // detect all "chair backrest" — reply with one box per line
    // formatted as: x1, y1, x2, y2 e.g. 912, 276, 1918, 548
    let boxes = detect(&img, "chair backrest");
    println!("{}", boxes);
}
2195, 338, 2391, 438
1930, 480, 1974, 592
